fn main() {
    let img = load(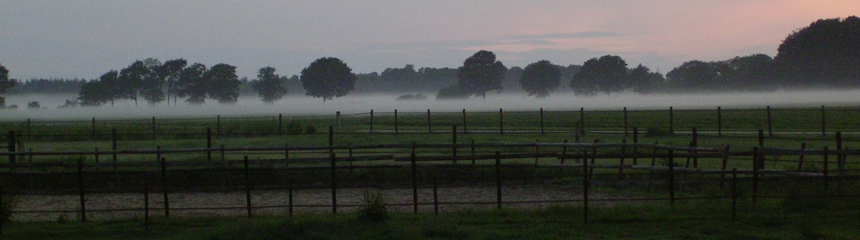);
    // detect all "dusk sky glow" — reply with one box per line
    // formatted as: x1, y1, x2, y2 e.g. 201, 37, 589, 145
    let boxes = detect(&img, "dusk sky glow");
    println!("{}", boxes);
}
1, 0, 858, 79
